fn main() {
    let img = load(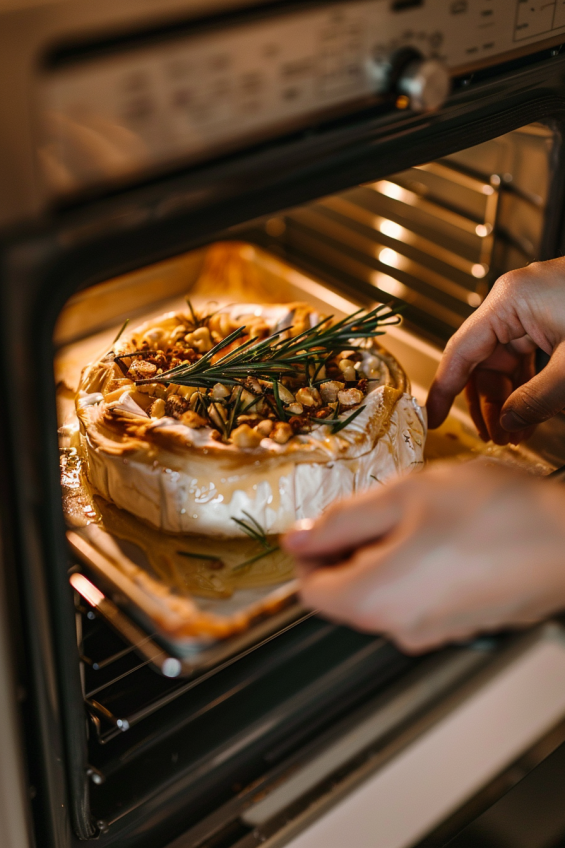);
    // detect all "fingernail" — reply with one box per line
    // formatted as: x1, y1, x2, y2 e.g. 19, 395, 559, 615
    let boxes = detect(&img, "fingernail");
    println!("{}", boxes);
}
500, 409, 527, 432
283, 518, 315, 550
